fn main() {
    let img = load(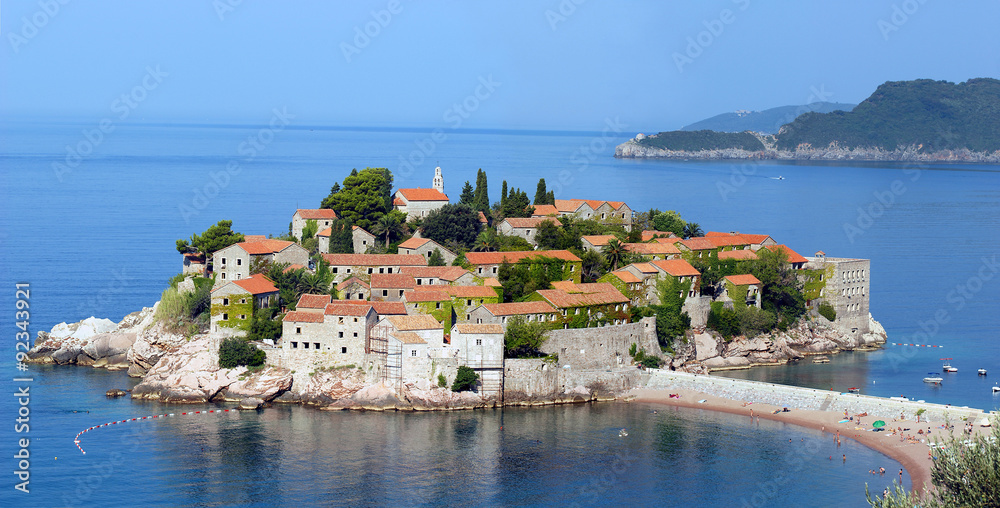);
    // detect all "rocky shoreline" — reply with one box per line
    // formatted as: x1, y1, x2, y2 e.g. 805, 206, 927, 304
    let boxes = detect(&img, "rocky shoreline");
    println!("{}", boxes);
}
27, 304, 887, 409
615, 137, 1000, 163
